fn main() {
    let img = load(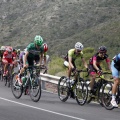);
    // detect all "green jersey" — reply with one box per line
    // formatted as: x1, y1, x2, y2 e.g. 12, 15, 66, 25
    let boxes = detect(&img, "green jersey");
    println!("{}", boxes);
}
68, 49, 84, 61
26, 43, 44, 58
